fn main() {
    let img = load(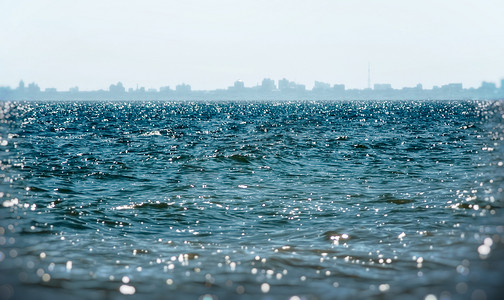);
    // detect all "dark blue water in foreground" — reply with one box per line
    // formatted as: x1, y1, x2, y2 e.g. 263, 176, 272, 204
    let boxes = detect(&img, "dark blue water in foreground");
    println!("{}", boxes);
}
1, 100, 503, 300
